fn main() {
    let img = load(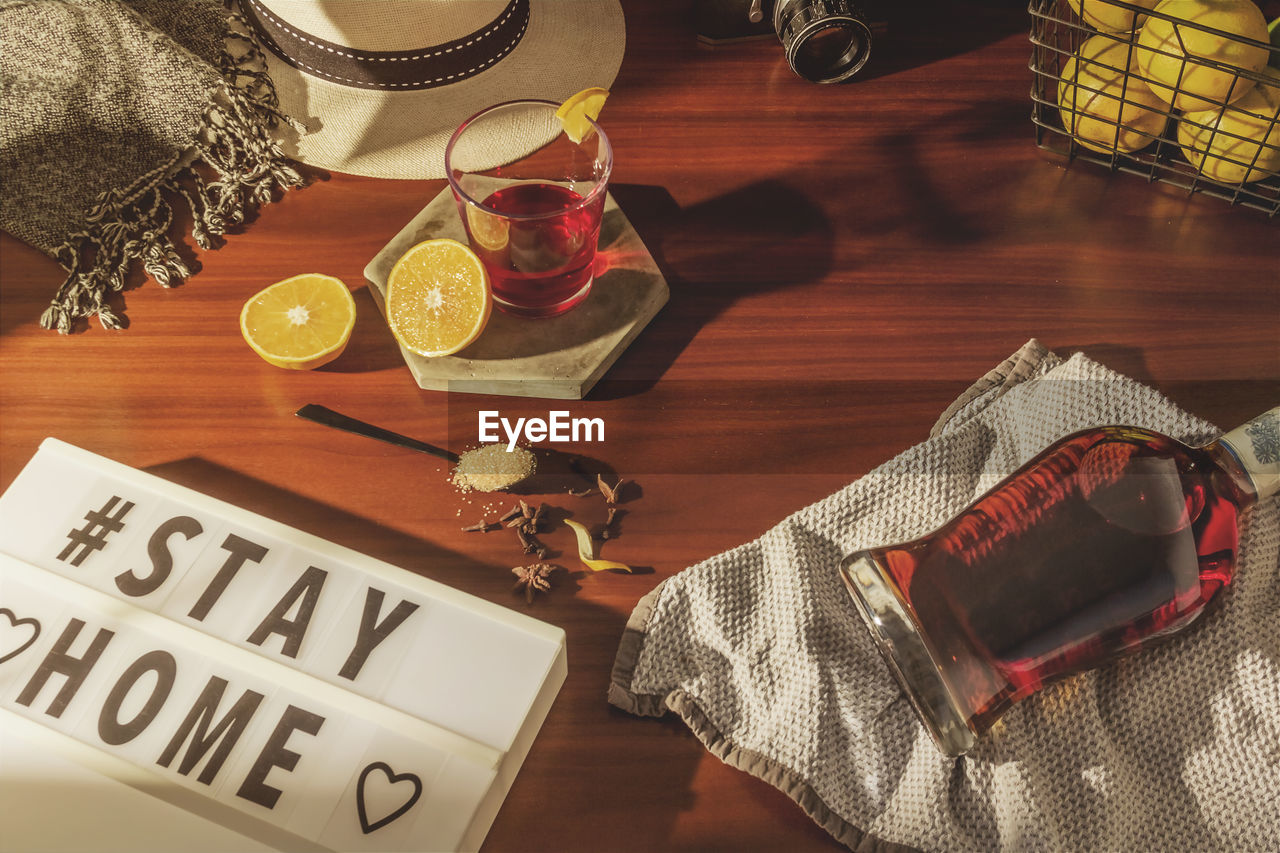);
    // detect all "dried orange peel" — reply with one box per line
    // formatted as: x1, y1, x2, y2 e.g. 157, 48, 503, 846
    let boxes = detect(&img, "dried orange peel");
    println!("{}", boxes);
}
564, 519, 632, 573
555, 87, 609, 144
